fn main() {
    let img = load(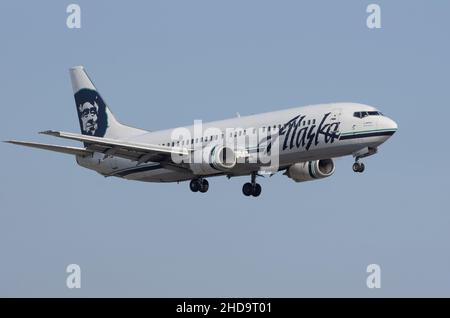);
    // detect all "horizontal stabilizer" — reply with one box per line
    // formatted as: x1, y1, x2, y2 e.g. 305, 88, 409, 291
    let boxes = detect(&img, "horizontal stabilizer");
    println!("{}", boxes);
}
39, 130, 189, 163
4, 140, 92, 156
40, 130, 189, 156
